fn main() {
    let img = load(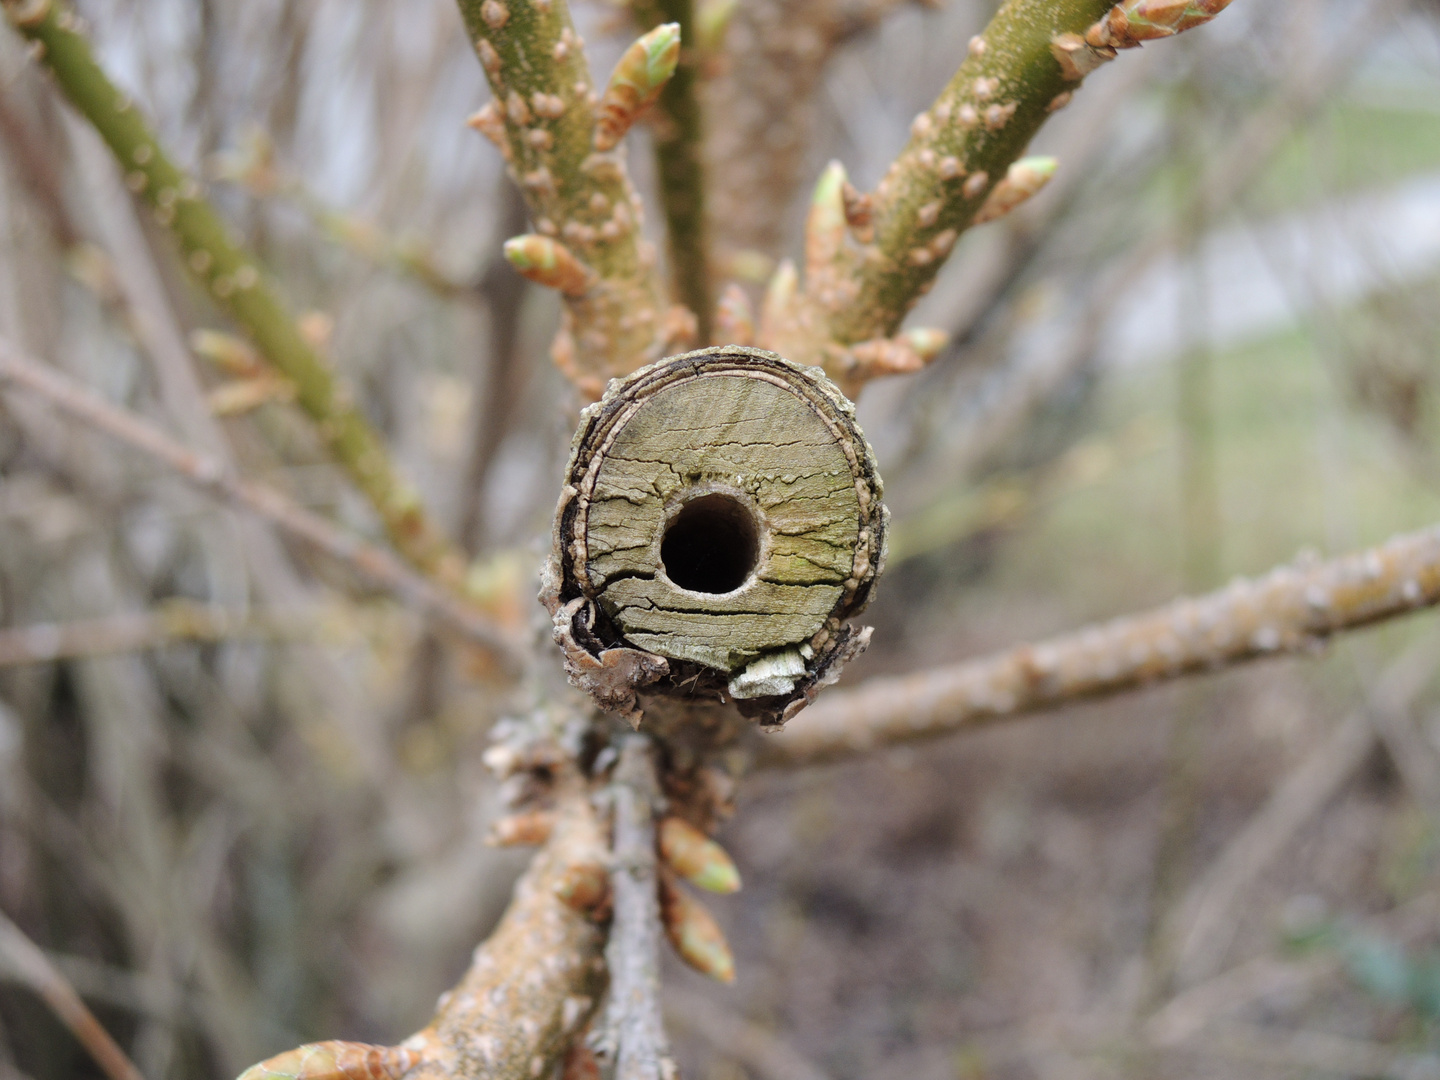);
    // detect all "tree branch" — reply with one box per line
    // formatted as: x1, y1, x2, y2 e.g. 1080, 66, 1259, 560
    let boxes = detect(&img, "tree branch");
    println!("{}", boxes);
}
0, 601, 331, 667
2, 0, 468, 586
411, 785, 609, 1080
0, 341, 524, 670
764, 522, 1440, 765
632, 0, 712, 343
241, 783, 609, 1080
0, 910, 146, 1080
758, 0, 1235, 394
593, 735, 677, 1080
455, 0, 677, 393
